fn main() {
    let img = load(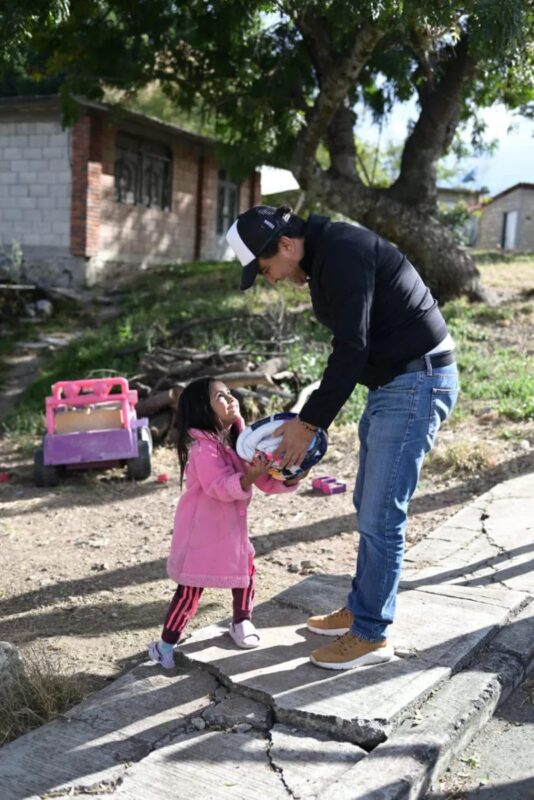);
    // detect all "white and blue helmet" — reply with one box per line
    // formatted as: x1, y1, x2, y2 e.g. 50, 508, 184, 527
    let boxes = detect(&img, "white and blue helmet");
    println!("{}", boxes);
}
236, 412, 328, 480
